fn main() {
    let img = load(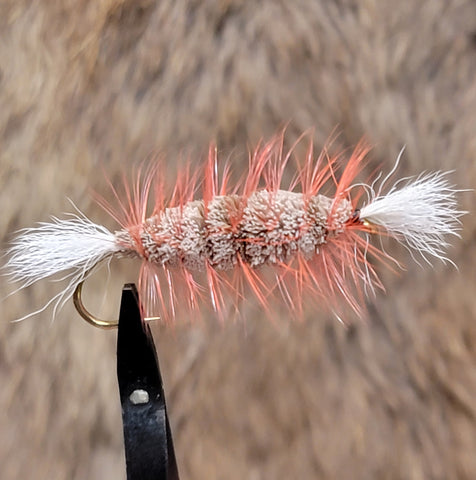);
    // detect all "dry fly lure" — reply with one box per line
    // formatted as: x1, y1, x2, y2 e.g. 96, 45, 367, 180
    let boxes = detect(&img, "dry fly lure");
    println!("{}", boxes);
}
5, 133, 465, 322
